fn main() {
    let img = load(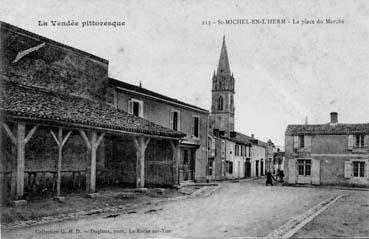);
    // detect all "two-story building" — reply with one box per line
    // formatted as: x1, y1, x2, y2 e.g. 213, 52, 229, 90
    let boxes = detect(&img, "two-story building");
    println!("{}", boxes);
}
249, 136, 267, 177
273, 148, 285, 173
109, 79, 209, 183
285, 112, 369, 187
